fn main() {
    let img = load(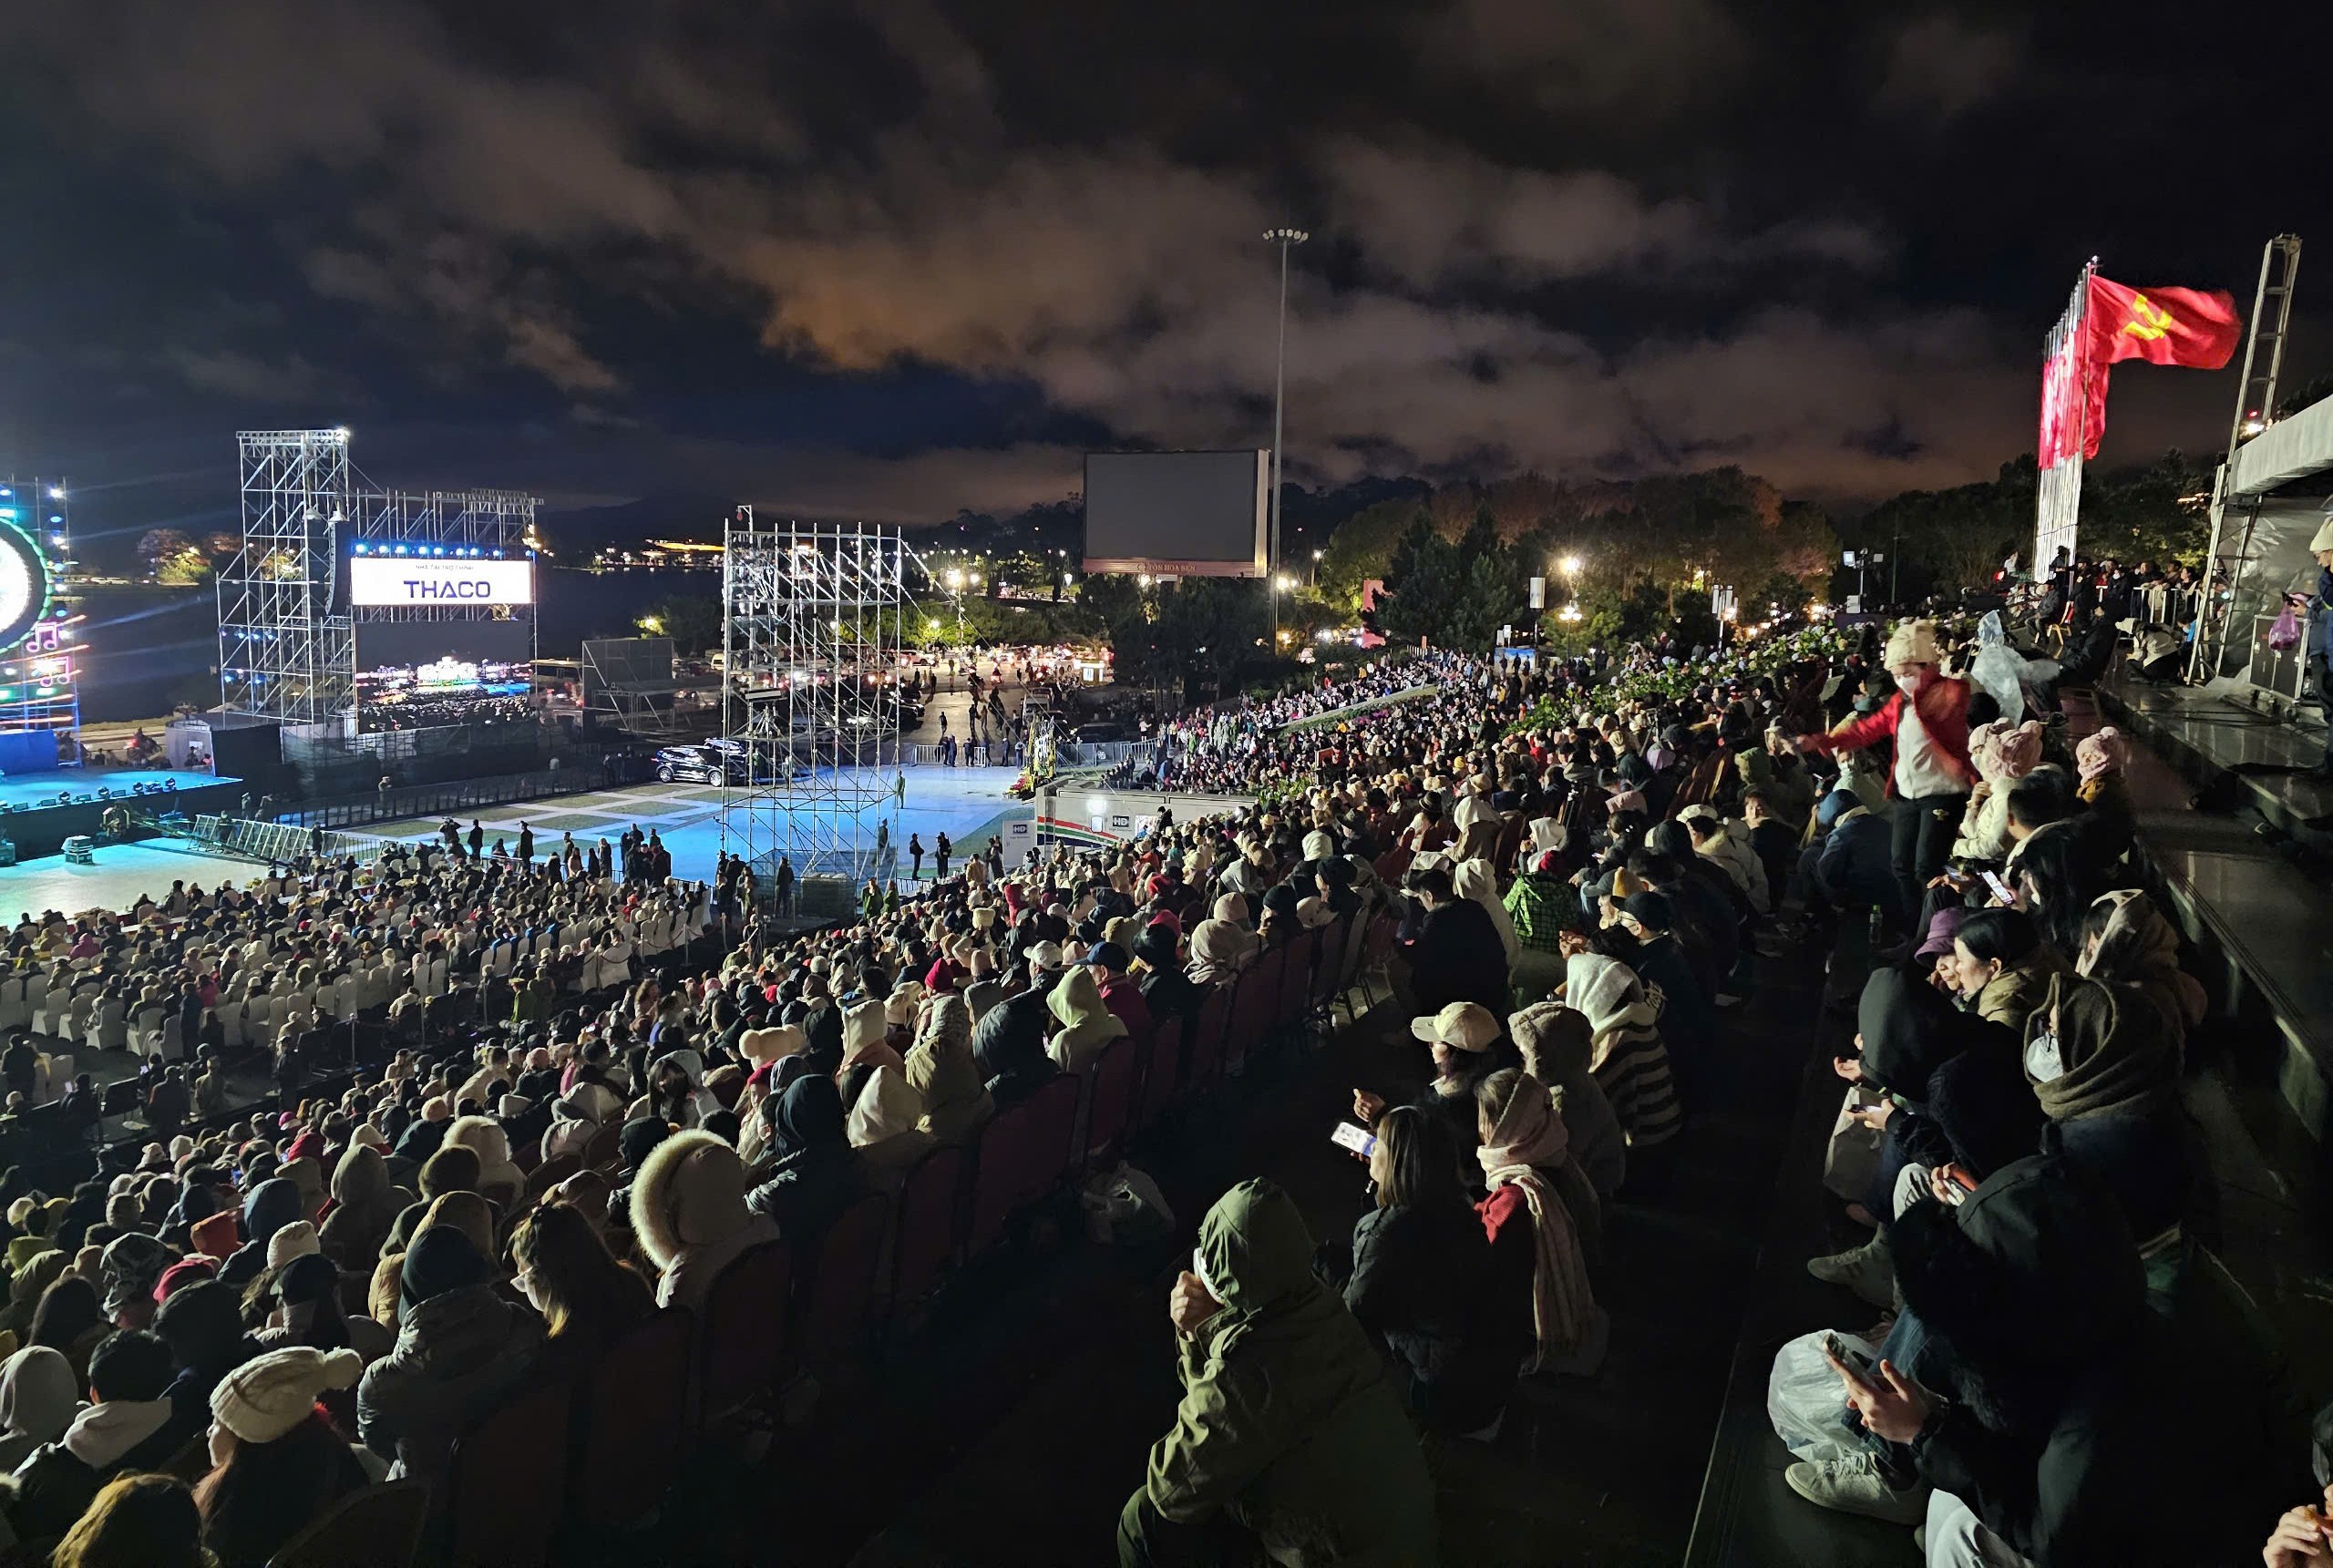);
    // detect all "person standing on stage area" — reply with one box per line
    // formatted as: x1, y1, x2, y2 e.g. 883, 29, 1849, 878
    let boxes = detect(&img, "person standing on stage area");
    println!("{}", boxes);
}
517, 822, 534, 866
1797, 620, 1974, 928
934, 832, 951, 880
